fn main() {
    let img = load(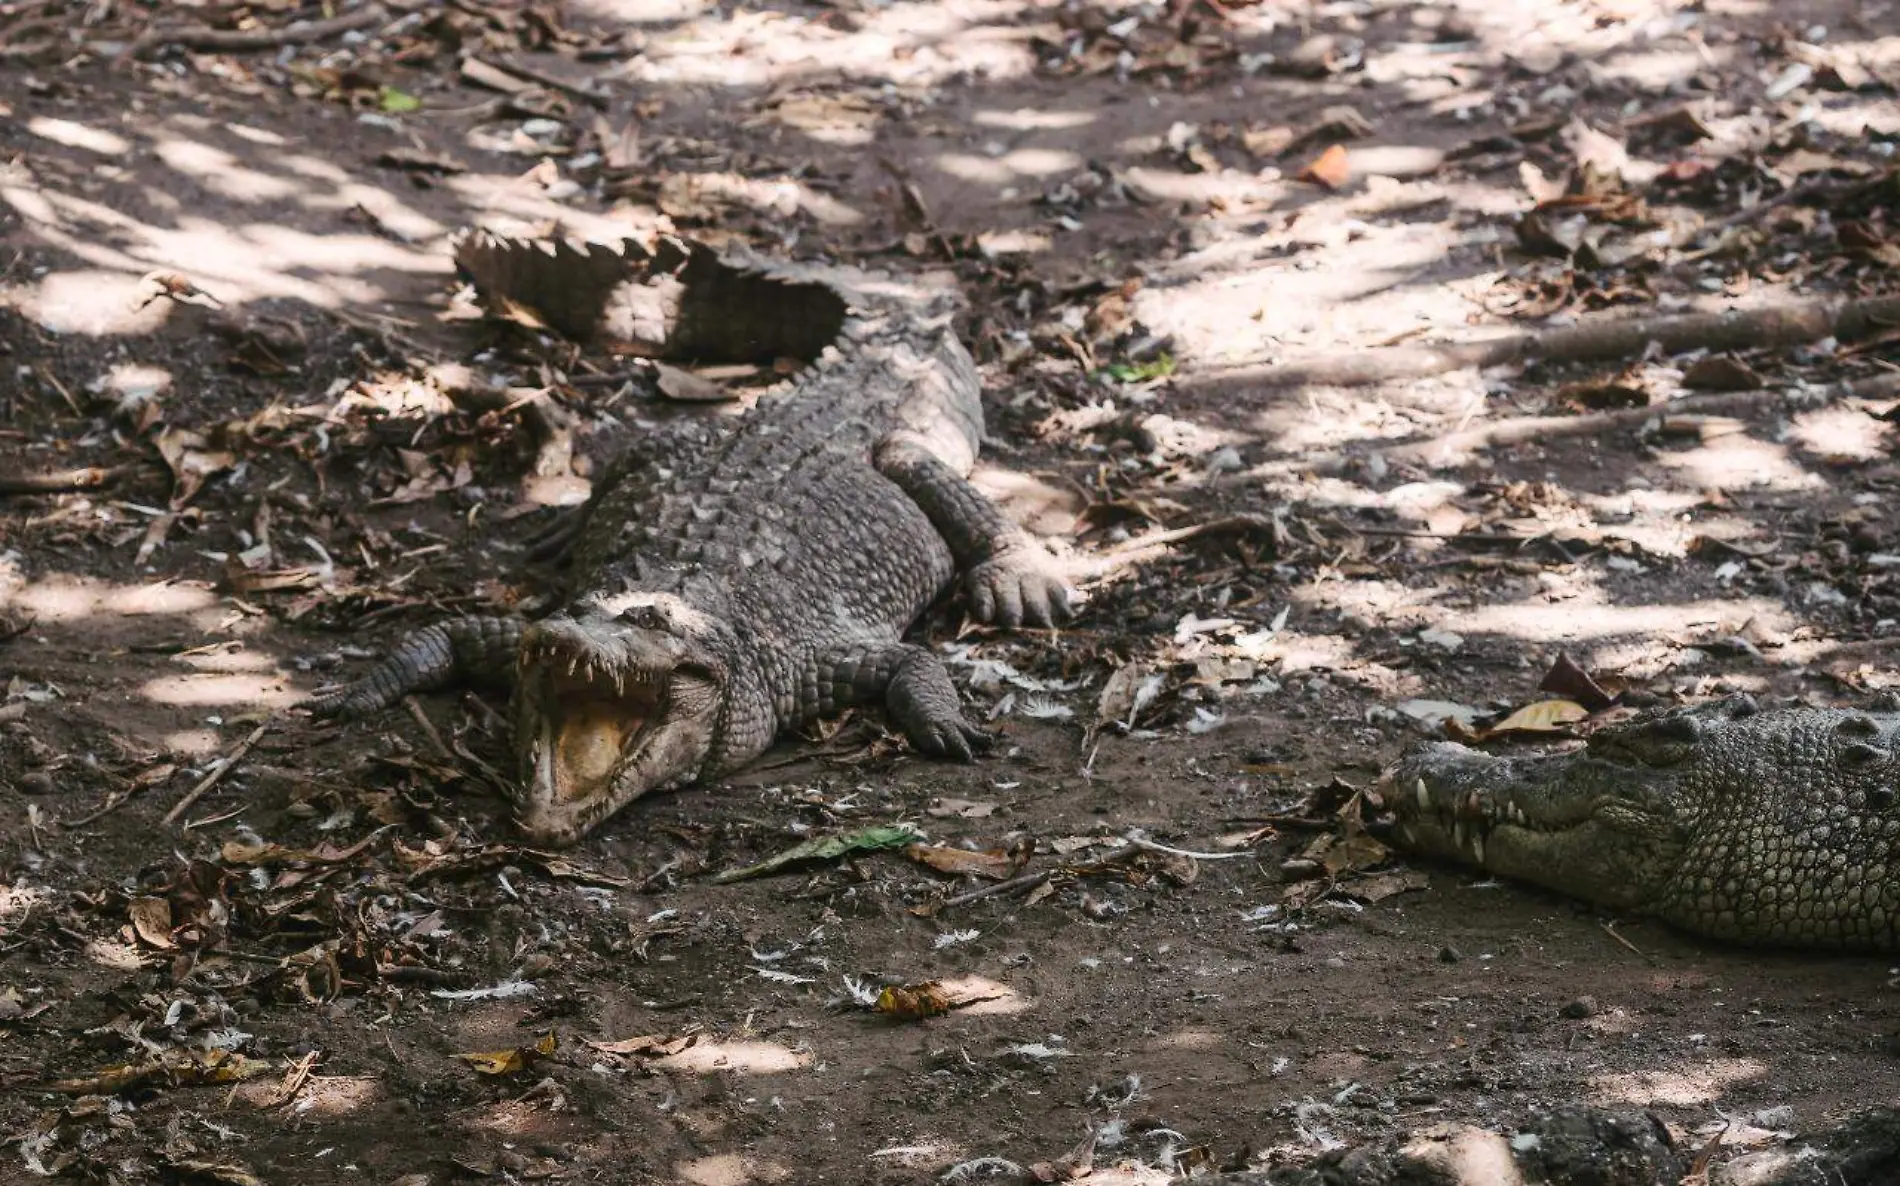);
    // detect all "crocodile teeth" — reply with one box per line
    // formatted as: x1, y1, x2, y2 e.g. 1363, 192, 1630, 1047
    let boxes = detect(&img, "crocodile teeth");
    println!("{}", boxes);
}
1453, 820, 1468, 851
1416, 778, 1431, 811
1470, 830, 1485, 863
